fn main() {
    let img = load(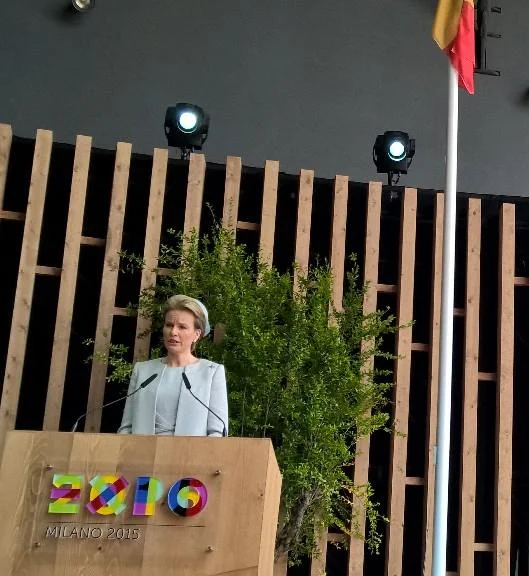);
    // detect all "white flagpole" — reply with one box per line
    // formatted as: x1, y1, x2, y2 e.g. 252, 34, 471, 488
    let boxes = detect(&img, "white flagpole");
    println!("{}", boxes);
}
431, 62, 459, 576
